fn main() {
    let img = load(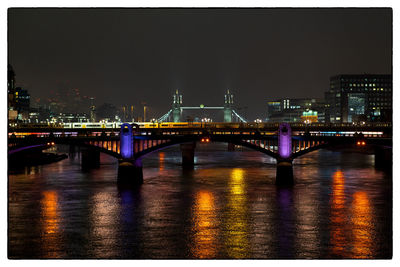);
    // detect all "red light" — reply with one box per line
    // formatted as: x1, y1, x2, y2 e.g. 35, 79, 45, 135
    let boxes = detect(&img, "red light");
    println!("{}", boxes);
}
206, 138, 209, 142
201, 138, 204, 142
51, 142, 55, 145
357, 141, 361, 145
362, 141, 366, 146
